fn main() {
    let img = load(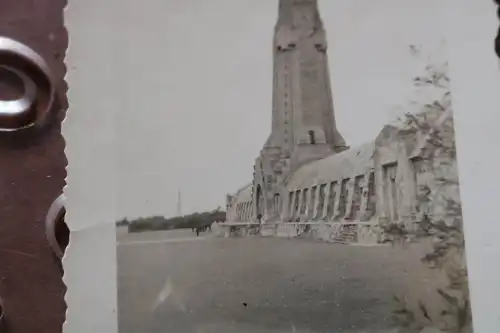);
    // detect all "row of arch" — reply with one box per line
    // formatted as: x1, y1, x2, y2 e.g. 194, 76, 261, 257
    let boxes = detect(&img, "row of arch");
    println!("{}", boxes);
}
235, 201, 253, 221
285, 172, 377, 222
233, 171, 382, 223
